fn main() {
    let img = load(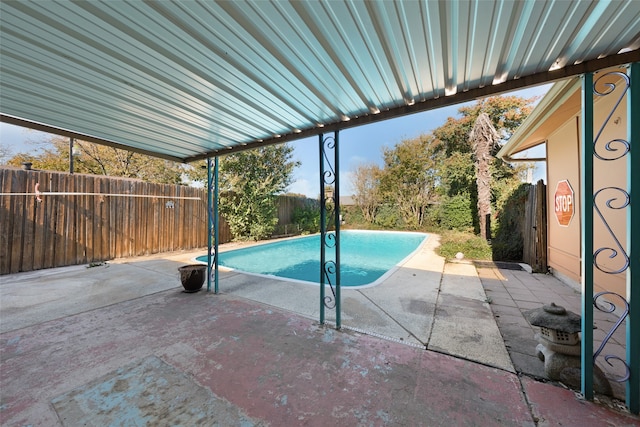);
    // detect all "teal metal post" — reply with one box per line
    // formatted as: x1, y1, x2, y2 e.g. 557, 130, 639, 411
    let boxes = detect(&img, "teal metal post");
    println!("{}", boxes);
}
581, 72, 594, 400
334, 131, 341, 330
206, 157, 220, 293
318, 131, 341, 329
207, 158, 213, 292
214, 157, 219, 294
627, 62, 639, 414
319, 133, 326, 325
